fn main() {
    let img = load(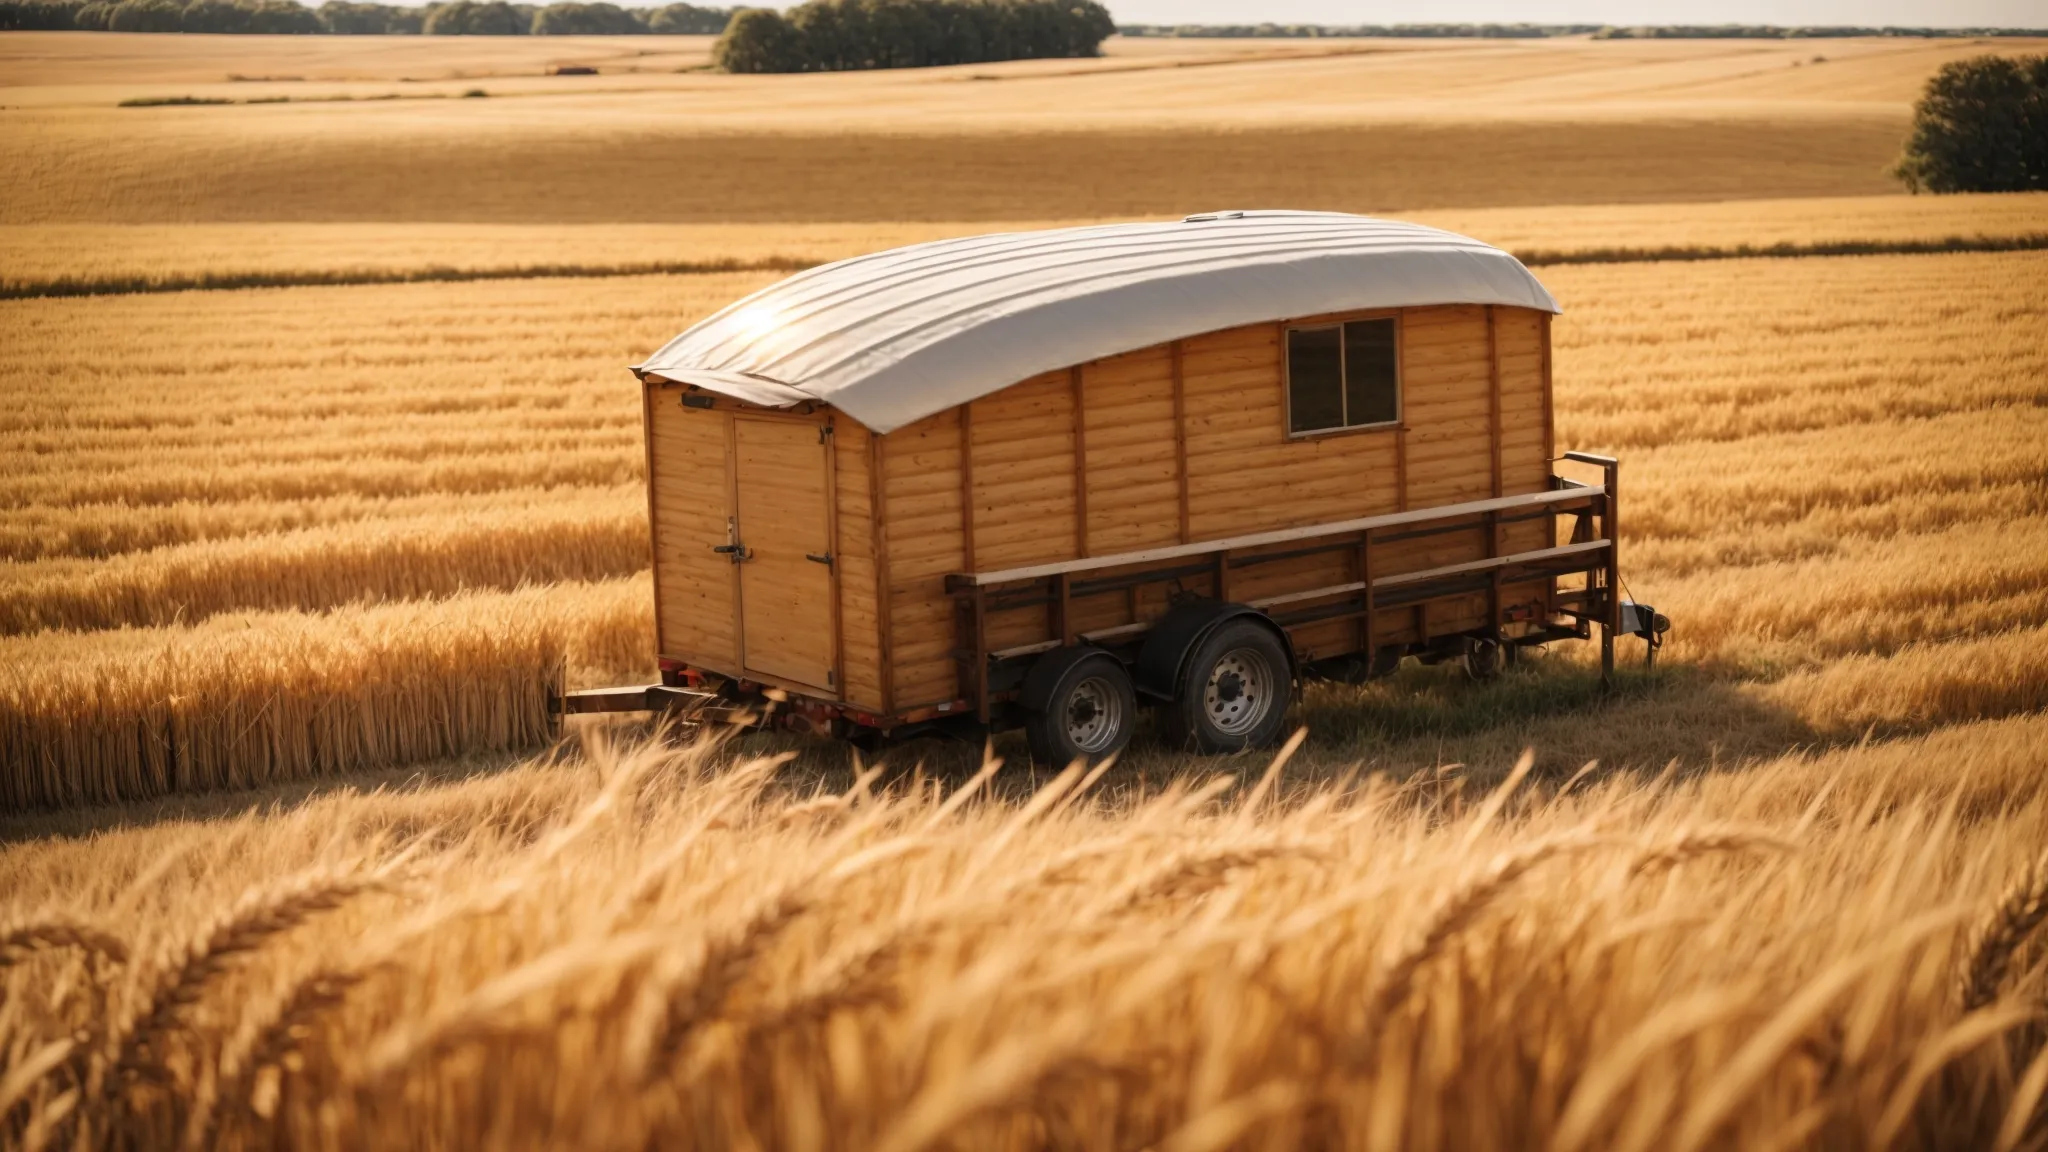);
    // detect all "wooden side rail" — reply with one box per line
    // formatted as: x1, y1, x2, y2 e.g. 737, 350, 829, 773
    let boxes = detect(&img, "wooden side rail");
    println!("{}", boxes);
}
947, 466, 1622, 717
944, 484, 1605, 592
986, 538, 1611, 661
